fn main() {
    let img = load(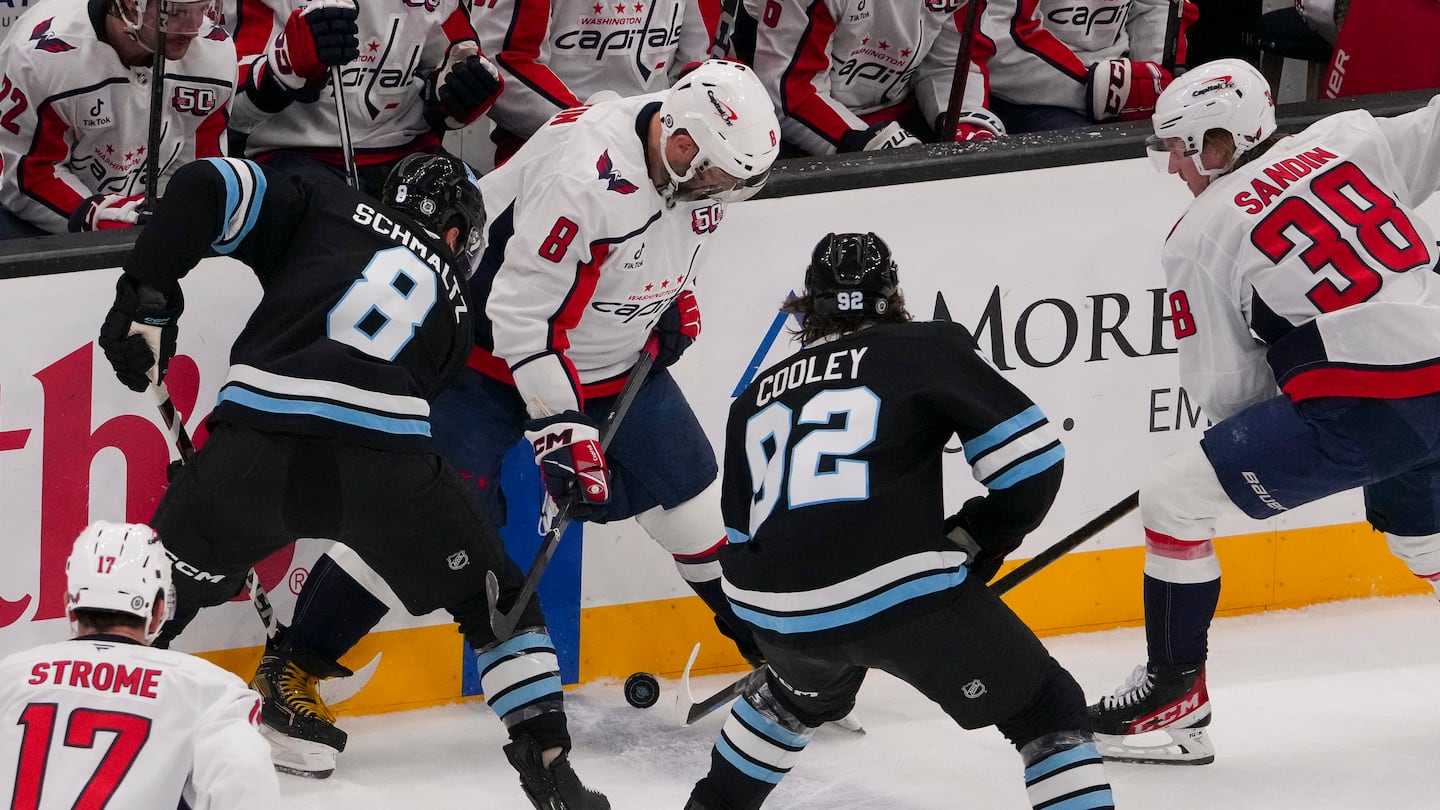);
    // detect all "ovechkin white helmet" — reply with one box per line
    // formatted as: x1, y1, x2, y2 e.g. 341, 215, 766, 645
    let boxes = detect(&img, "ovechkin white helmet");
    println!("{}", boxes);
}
1148, 58, 1277, 177
66, 521, 175, 640
658, 60, 780, 204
